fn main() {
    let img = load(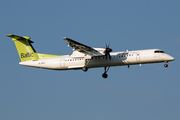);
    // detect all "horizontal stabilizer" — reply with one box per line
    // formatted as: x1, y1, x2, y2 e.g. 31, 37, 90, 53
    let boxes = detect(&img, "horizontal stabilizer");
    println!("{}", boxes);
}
6, 34, 34, 43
